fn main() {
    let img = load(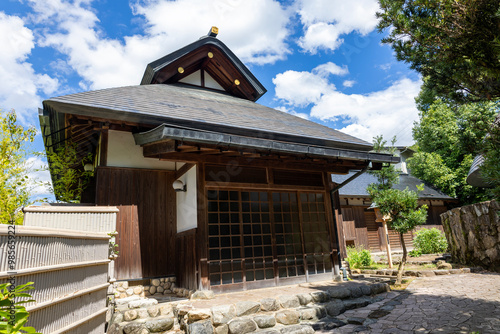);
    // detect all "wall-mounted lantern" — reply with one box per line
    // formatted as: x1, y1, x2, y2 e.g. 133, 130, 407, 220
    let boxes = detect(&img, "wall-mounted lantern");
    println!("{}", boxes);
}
173, 179, 187, 192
